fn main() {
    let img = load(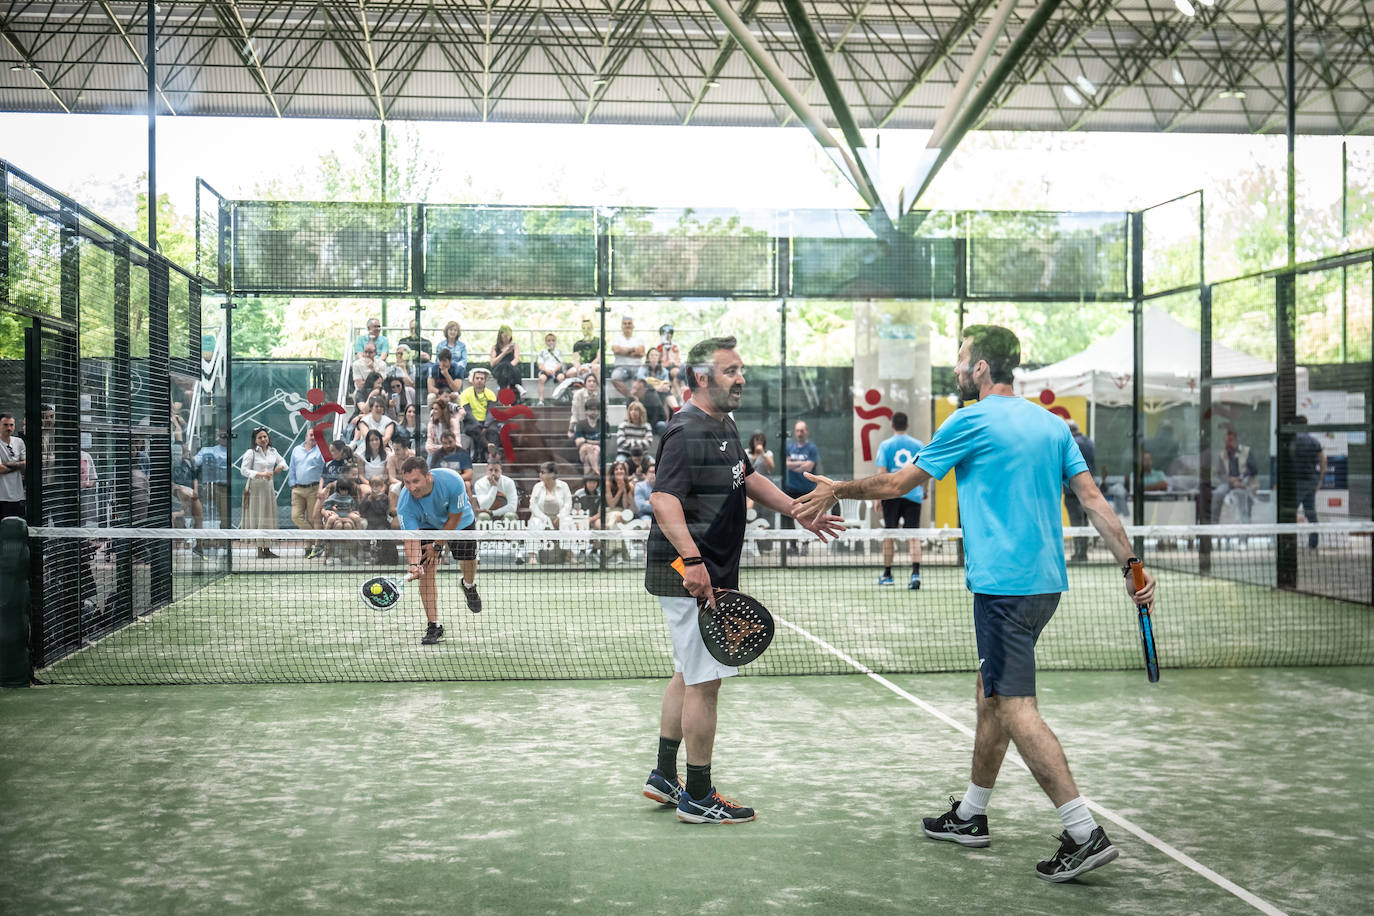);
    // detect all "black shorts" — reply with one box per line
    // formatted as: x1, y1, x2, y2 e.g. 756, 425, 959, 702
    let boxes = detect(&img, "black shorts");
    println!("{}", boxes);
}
973, 593, 1061, 697
421, 524, 478, 562
881, 498, 922, 529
